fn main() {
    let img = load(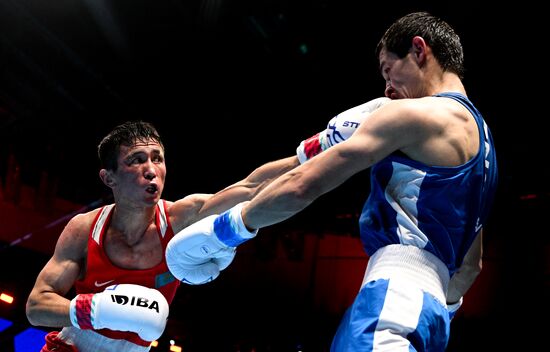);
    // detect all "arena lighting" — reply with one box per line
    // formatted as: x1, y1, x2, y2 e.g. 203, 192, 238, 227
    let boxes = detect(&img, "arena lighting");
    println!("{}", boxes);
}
150, 340, 158, 347
1, 292, 14, 304
519, 193, 537, 200
0, 318, 13, 332
168, 339, 182, 351
14, 327, 48, 351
